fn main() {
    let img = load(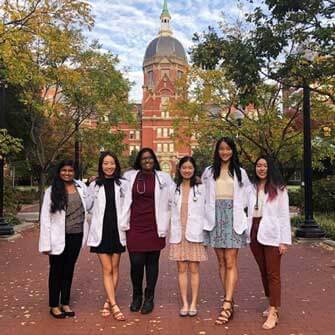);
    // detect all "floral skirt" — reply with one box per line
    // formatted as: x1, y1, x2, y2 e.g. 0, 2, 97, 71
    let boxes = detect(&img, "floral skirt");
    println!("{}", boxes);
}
203, 199, 247, 248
